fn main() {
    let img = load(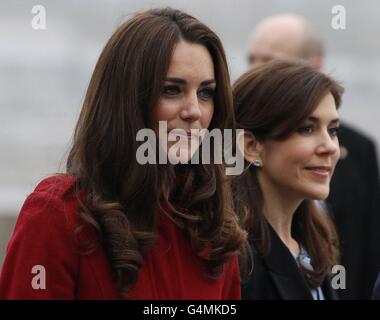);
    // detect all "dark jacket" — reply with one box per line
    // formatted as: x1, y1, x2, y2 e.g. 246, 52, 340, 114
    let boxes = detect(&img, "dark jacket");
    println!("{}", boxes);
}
327, 123, 380, 299
372, 273, 380, 299
242, 224, 338, 300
